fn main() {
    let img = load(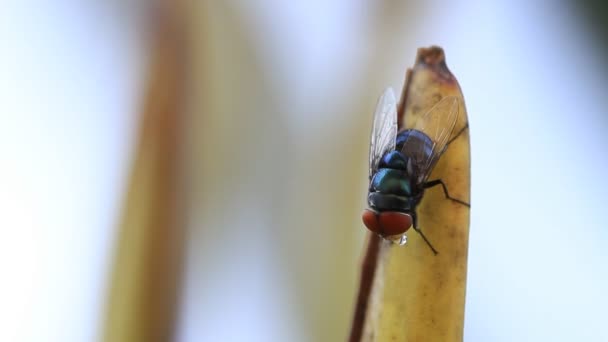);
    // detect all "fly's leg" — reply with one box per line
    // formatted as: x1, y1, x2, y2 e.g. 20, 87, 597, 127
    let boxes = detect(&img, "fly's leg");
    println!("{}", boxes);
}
447, 122, 468, 146
439, 122, 469, 155
412, 213, 438, 255
424, 179, 470, 207
411, 123, 468, 255
430, 122, 470, 206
